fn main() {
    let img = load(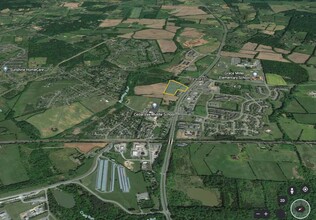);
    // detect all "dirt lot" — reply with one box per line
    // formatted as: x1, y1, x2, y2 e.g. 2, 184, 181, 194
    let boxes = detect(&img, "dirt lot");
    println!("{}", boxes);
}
166, 24, 181, 33
123, 19, 166, 29
162, 5, 207, 16
274, 48, 290, 54
241, 42, 258, 51
256, 44, 274, 53
158, 40, 177, 53
257, 52, 289, 62
221, 51, 255, 59
64, 143, 107, 153
99, 19, 122, 28
133, 29, 175, 40
135, 83, 167, 96
239, 50, 258, 55
288, 52, 310, 64
63, 2, 80, 9
118, 32, 133, 39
